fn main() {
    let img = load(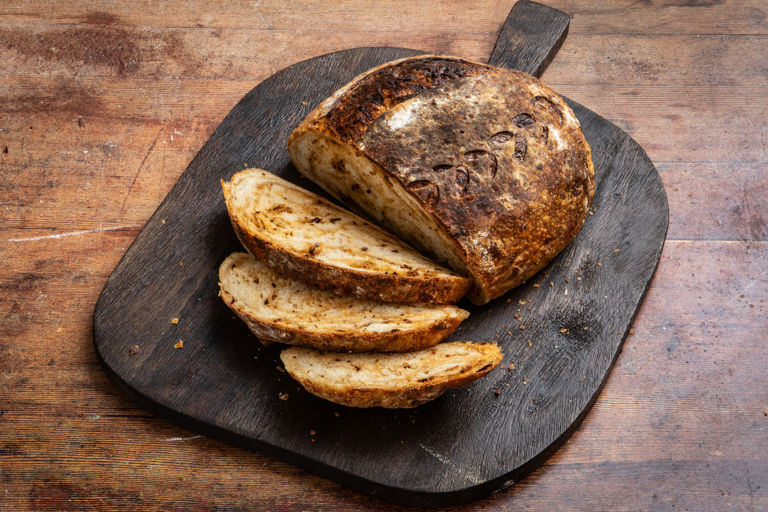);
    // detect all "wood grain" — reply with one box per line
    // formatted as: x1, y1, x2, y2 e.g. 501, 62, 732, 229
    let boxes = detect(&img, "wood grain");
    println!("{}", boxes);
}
2, 0, 767, 510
